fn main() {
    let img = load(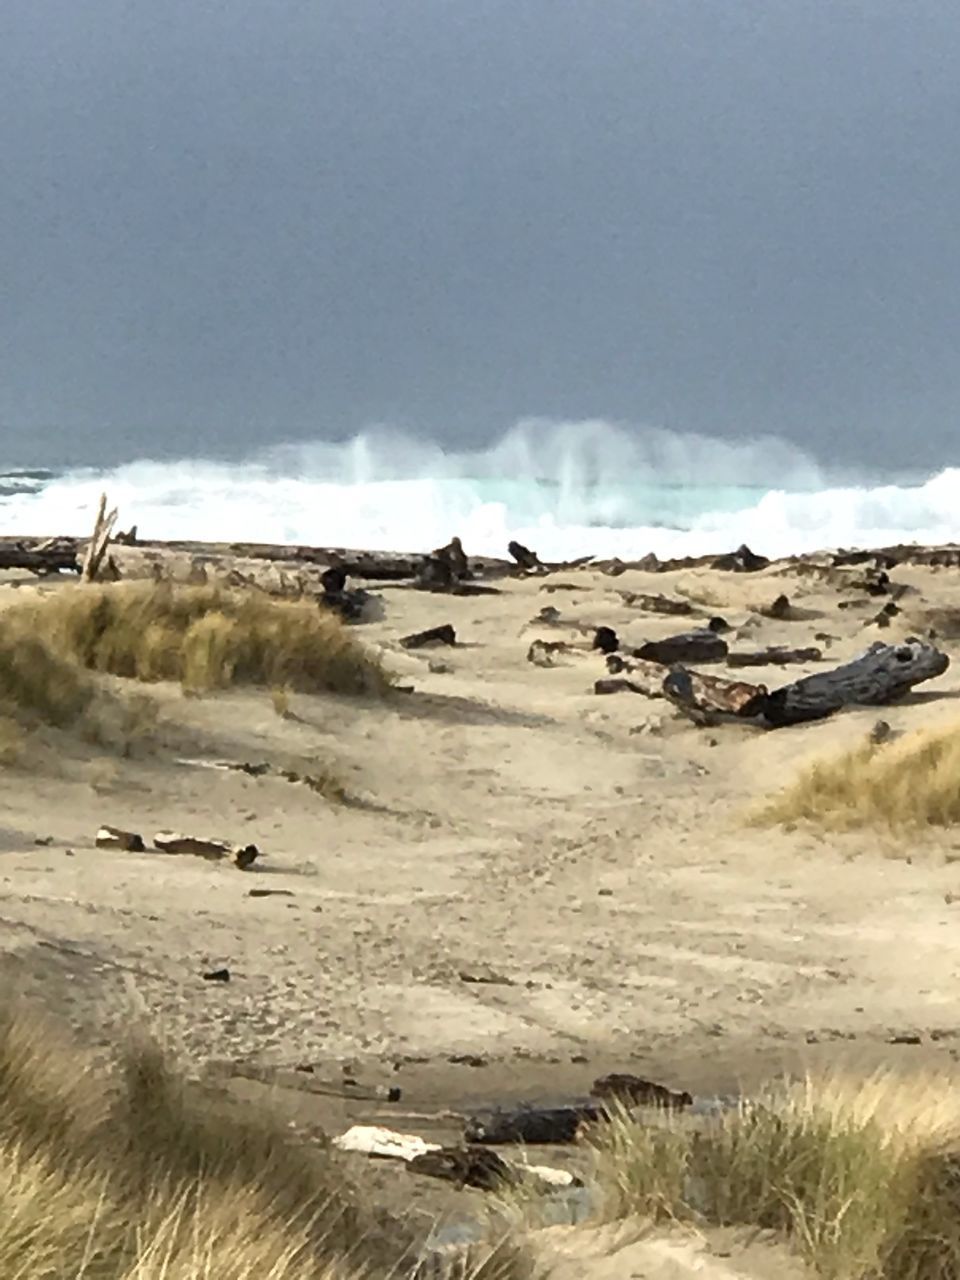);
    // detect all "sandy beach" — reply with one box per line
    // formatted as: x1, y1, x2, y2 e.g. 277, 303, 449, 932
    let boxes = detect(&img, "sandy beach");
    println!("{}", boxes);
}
2, 546, 960, 1274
